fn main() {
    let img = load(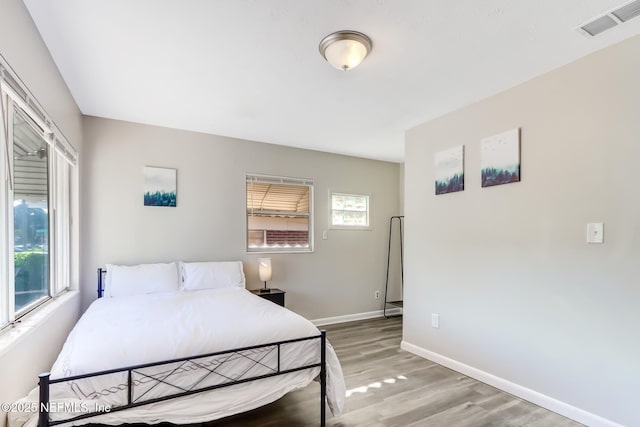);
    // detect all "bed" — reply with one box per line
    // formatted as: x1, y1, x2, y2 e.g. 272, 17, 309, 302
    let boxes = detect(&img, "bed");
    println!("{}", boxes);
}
8, 261, 345, 427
